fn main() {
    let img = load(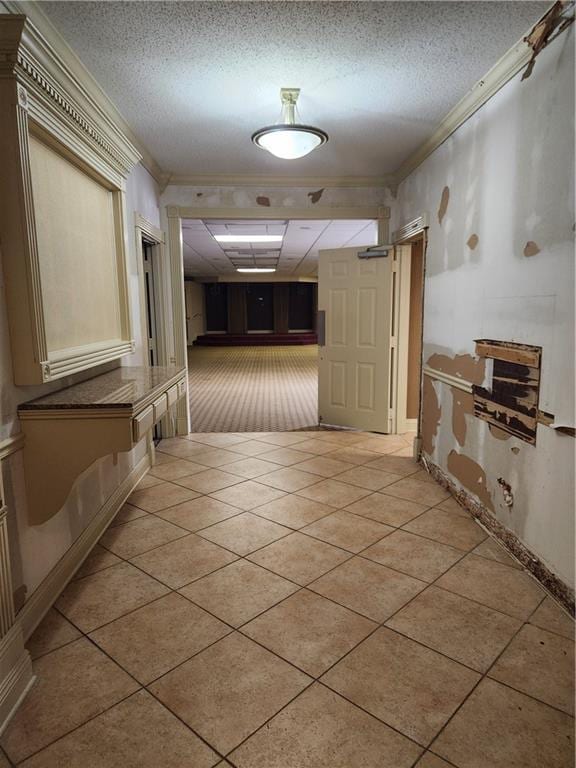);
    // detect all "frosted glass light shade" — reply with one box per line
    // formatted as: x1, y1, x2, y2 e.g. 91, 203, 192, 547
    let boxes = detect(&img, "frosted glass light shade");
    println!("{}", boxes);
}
252, 125, 328, 160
